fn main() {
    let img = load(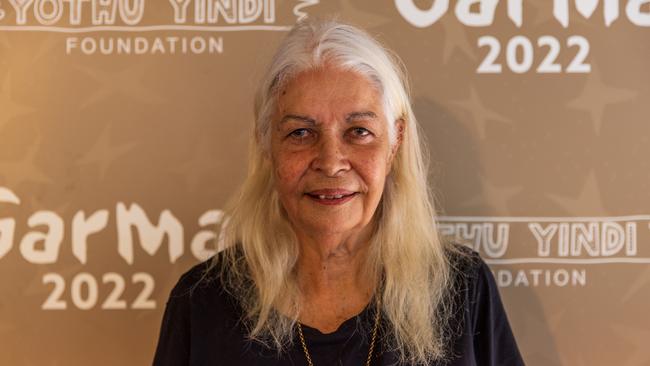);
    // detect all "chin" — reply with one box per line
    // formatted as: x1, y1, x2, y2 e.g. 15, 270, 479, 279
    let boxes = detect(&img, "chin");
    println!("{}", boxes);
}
300, 218, 357, 234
